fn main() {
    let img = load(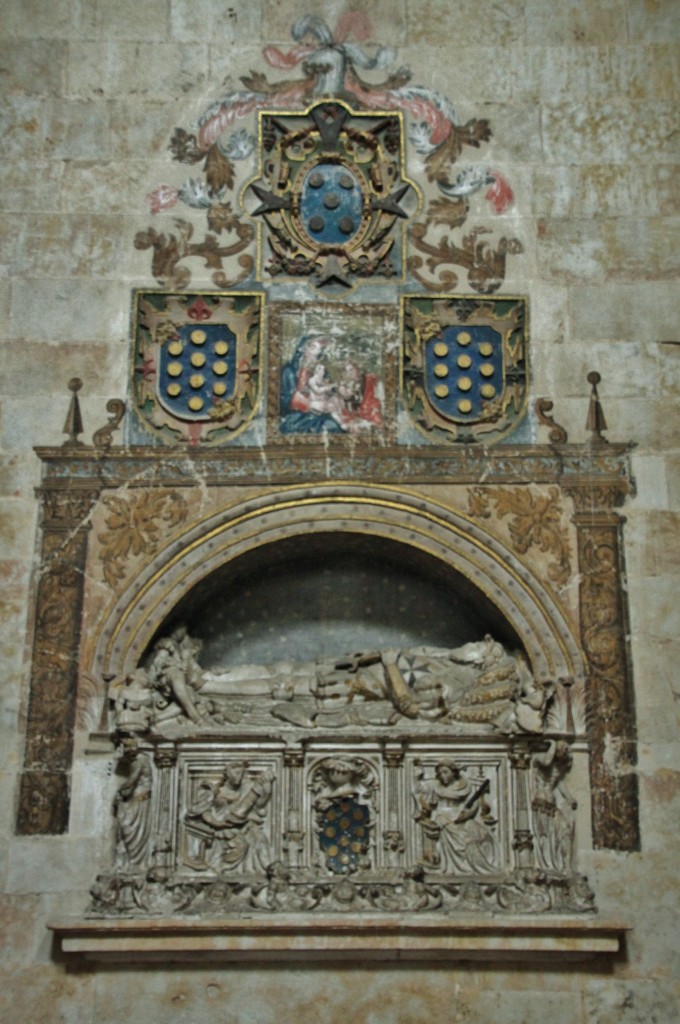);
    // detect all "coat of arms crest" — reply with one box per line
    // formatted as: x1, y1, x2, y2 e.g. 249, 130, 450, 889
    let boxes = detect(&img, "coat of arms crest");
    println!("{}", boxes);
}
246, 101, 416, 289
402, 295, 528, 443
132, 13, 528, 447
132, 291, 262, 446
